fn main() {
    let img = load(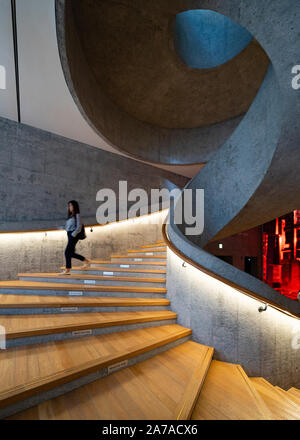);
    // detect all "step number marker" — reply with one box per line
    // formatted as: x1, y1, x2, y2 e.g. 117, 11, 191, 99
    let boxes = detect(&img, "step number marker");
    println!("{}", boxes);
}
61, 307, 78, 312
108, 360, 128, 374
